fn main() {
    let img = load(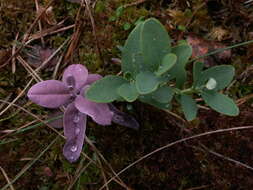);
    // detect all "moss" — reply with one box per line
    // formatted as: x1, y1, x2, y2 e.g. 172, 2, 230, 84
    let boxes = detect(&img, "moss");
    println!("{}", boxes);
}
0, 0, 35, 47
